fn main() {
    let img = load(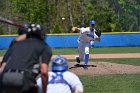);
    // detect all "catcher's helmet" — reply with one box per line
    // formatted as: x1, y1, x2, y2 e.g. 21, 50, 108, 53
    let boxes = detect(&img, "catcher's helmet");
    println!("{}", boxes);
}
89, 20, 96, 25
51, 55, 68, 72
27, 24, 45, 40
